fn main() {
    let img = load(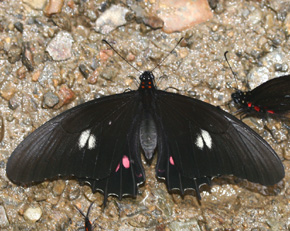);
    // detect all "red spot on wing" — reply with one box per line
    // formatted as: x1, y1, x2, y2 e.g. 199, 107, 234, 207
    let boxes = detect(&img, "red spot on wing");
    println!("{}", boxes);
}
136, 173, 143, 178
254, 105, 260, 112
115, 155, 130, 172
115, 163, 120, 172
267, 110, 274, 114
169, 156, 175, 165
247, 102, 252, 108
122, 155, 130, 168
